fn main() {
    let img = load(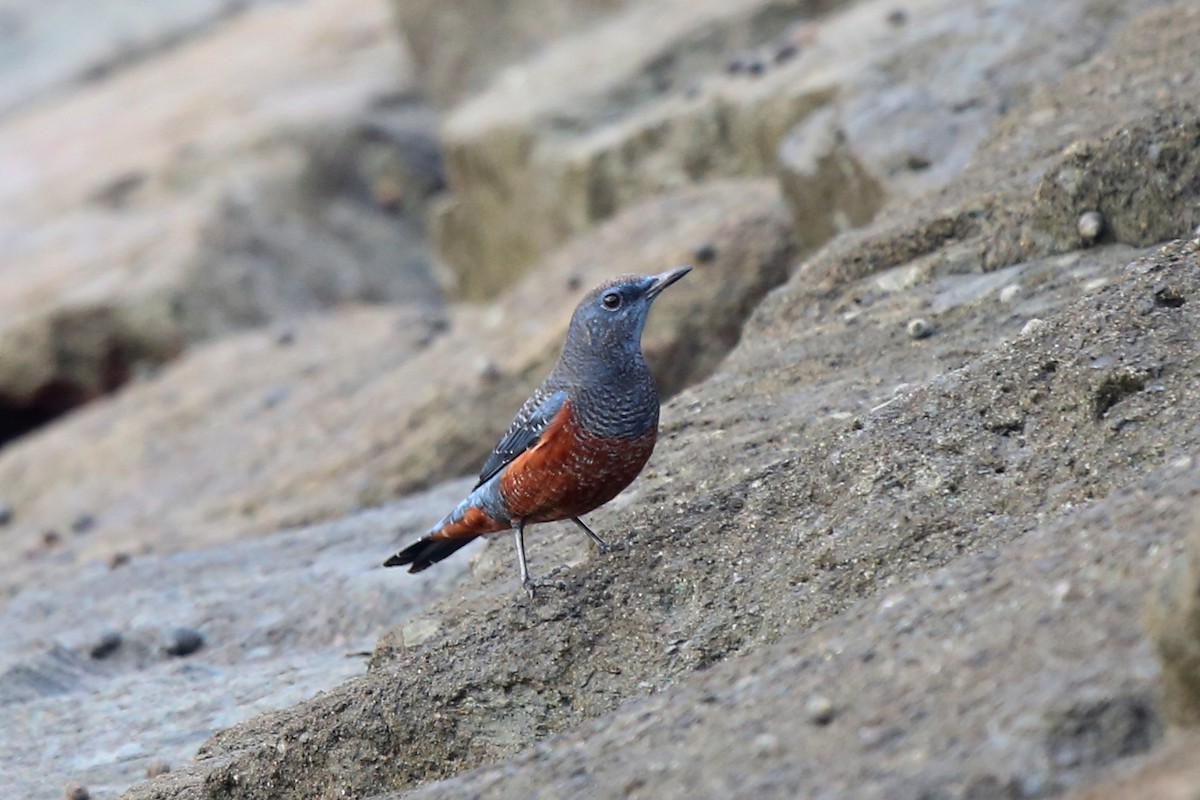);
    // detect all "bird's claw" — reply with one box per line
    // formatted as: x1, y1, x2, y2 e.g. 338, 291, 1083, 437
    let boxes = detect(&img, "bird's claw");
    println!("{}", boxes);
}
522, 577, 568, 599
595, 538, 627, 556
